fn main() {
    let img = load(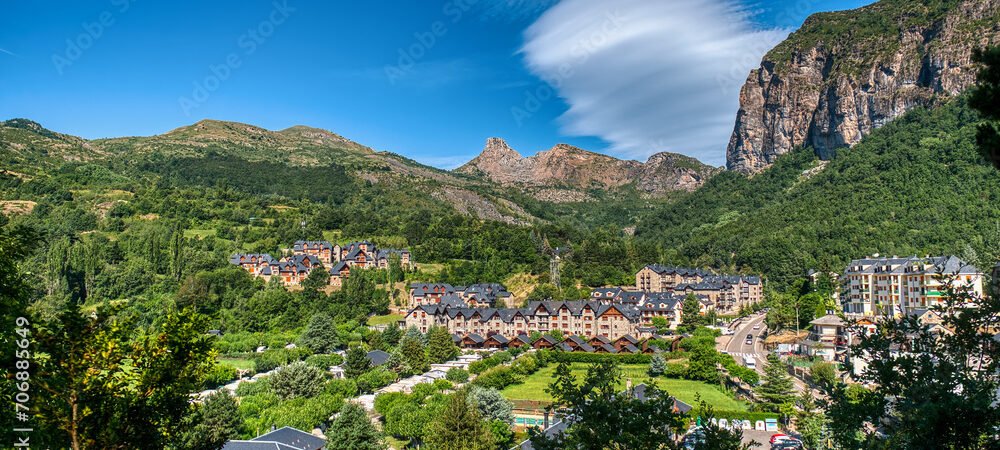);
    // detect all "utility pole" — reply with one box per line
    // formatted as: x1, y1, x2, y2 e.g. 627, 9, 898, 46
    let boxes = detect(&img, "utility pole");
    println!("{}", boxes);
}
550, 248, 561, 292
